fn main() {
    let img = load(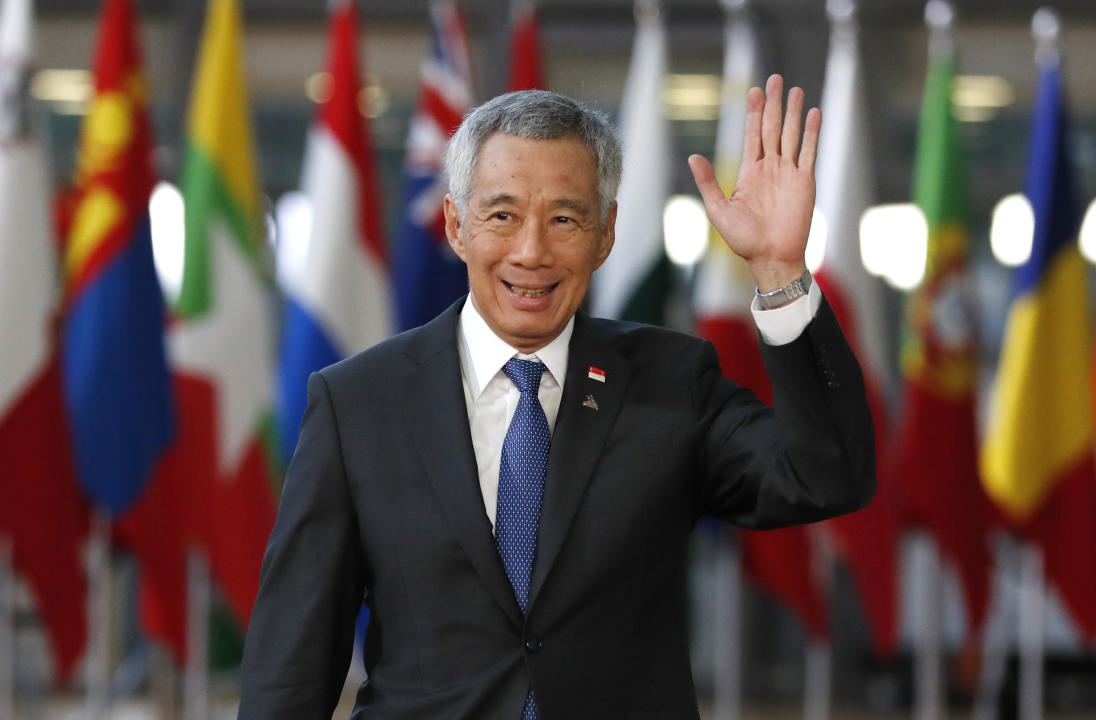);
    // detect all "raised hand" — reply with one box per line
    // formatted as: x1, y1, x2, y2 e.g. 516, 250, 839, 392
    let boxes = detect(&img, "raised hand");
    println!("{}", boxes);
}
688, 74, 821, 292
